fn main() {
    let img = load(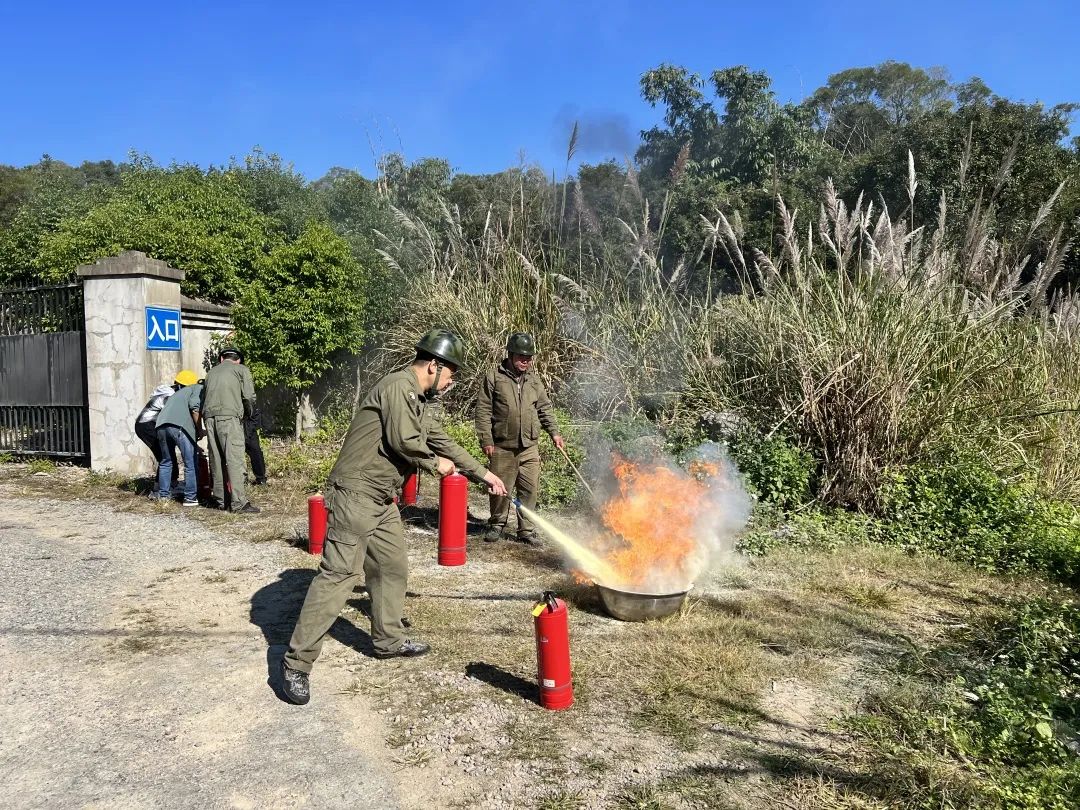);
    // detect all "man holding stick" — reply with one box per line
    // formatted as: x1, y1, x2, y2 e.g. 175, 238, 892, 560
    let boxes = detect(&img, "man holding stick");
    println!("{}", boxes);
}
475, 332, 564, 546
